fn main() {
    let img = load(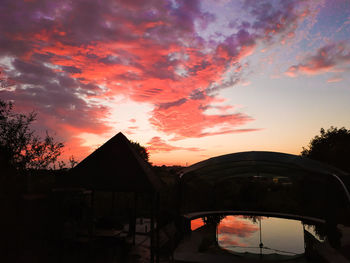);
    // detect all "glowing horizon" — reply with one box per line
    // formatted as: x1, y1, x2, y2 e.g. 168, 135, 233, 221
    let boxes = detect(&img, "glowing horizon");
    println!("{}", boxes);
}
1, 0, 350, 166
